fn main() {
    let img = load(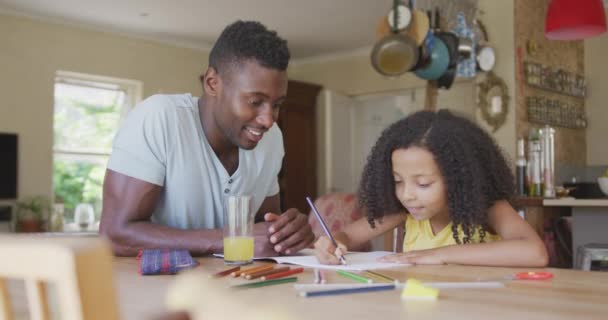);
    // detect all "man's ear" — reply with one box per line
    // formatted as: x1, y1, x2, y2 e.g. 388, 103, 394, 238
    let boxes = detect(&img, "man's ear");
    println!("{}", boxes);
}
201, 67, 221, 97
